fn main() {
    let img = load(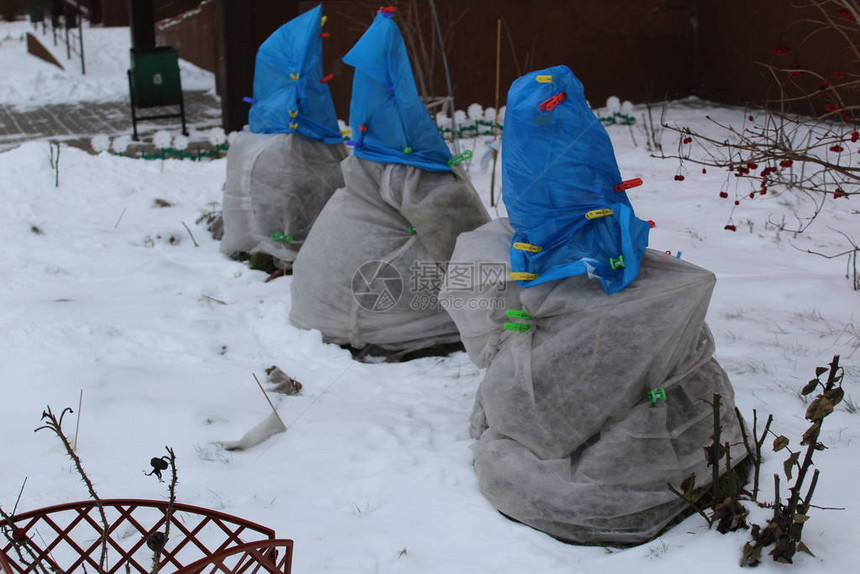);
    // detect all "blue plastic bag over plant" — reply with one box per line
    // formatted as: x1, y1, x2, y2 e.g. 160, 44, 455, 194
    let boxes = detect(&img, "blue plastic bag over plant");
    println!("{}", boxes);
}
502, 65, 650, 294
342, 10, 452, 172
248, 4, 342, 143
